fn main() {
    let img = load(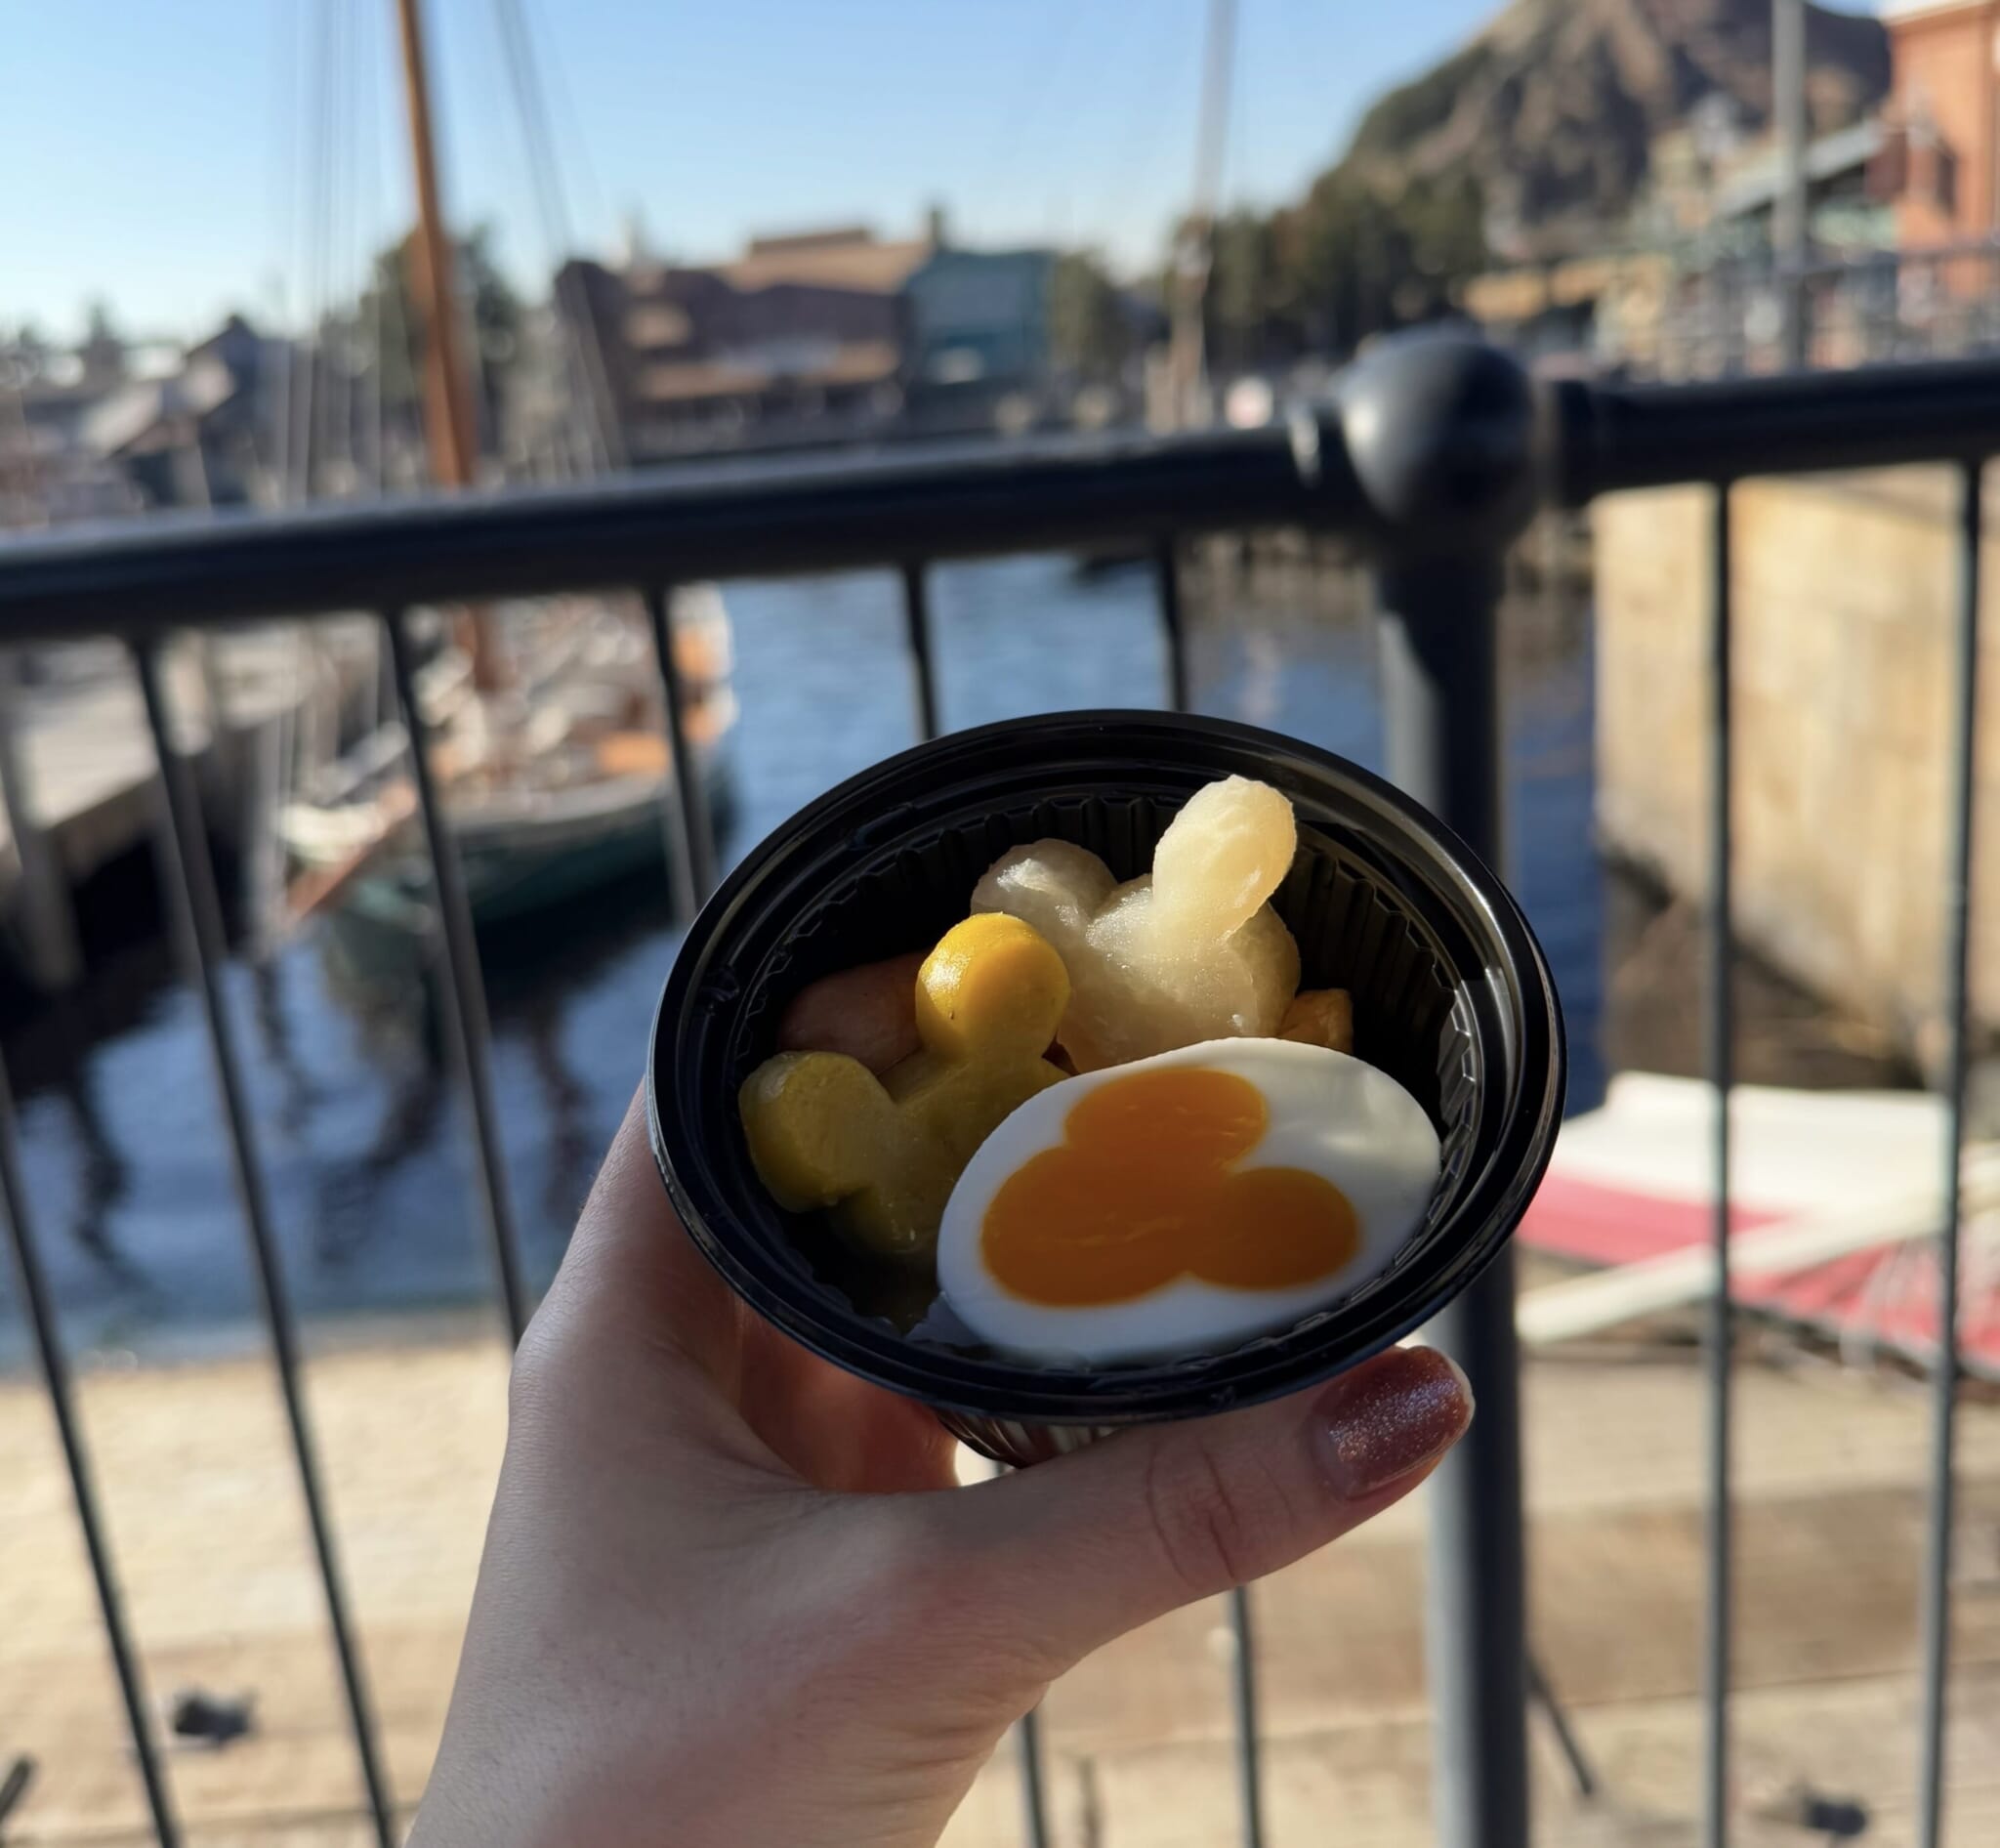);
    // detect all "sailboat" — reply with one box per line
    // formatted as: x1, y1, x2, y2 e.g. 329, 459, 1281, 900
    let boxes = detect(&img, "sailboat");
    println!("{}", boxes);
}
274, 0, 736, 958
278, 589, 734, 948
